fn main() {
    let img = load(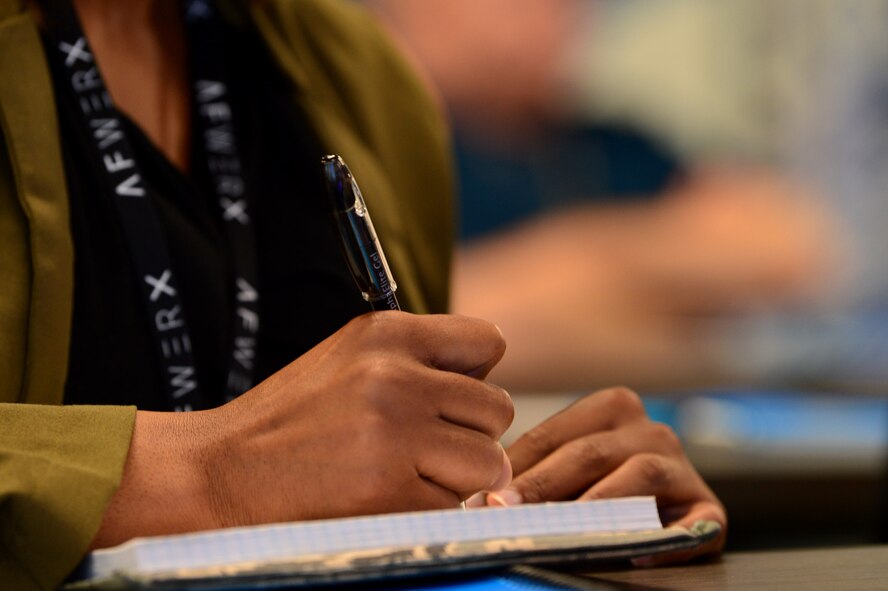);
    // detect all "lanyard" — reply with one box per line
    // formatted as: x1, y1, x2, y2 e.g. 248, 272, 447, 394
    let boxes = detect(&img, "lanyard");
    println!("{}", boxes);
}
43, 0, 259, 410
